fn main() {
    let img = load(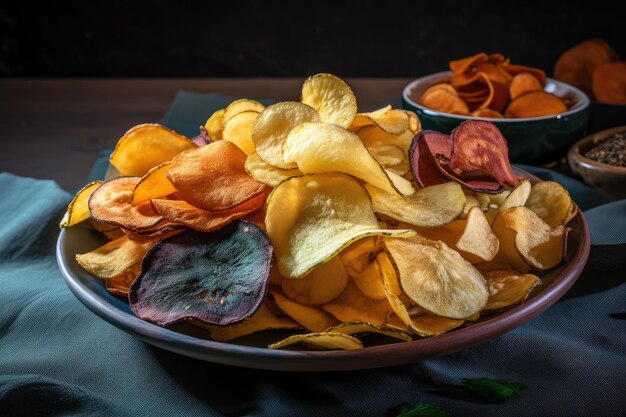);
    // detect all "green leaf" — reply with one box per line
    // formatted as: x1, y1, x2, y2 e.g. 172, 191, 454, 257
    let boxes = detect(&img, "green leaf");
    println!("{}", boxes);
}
395, 402, 450, 417
460, 377, 526, 403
